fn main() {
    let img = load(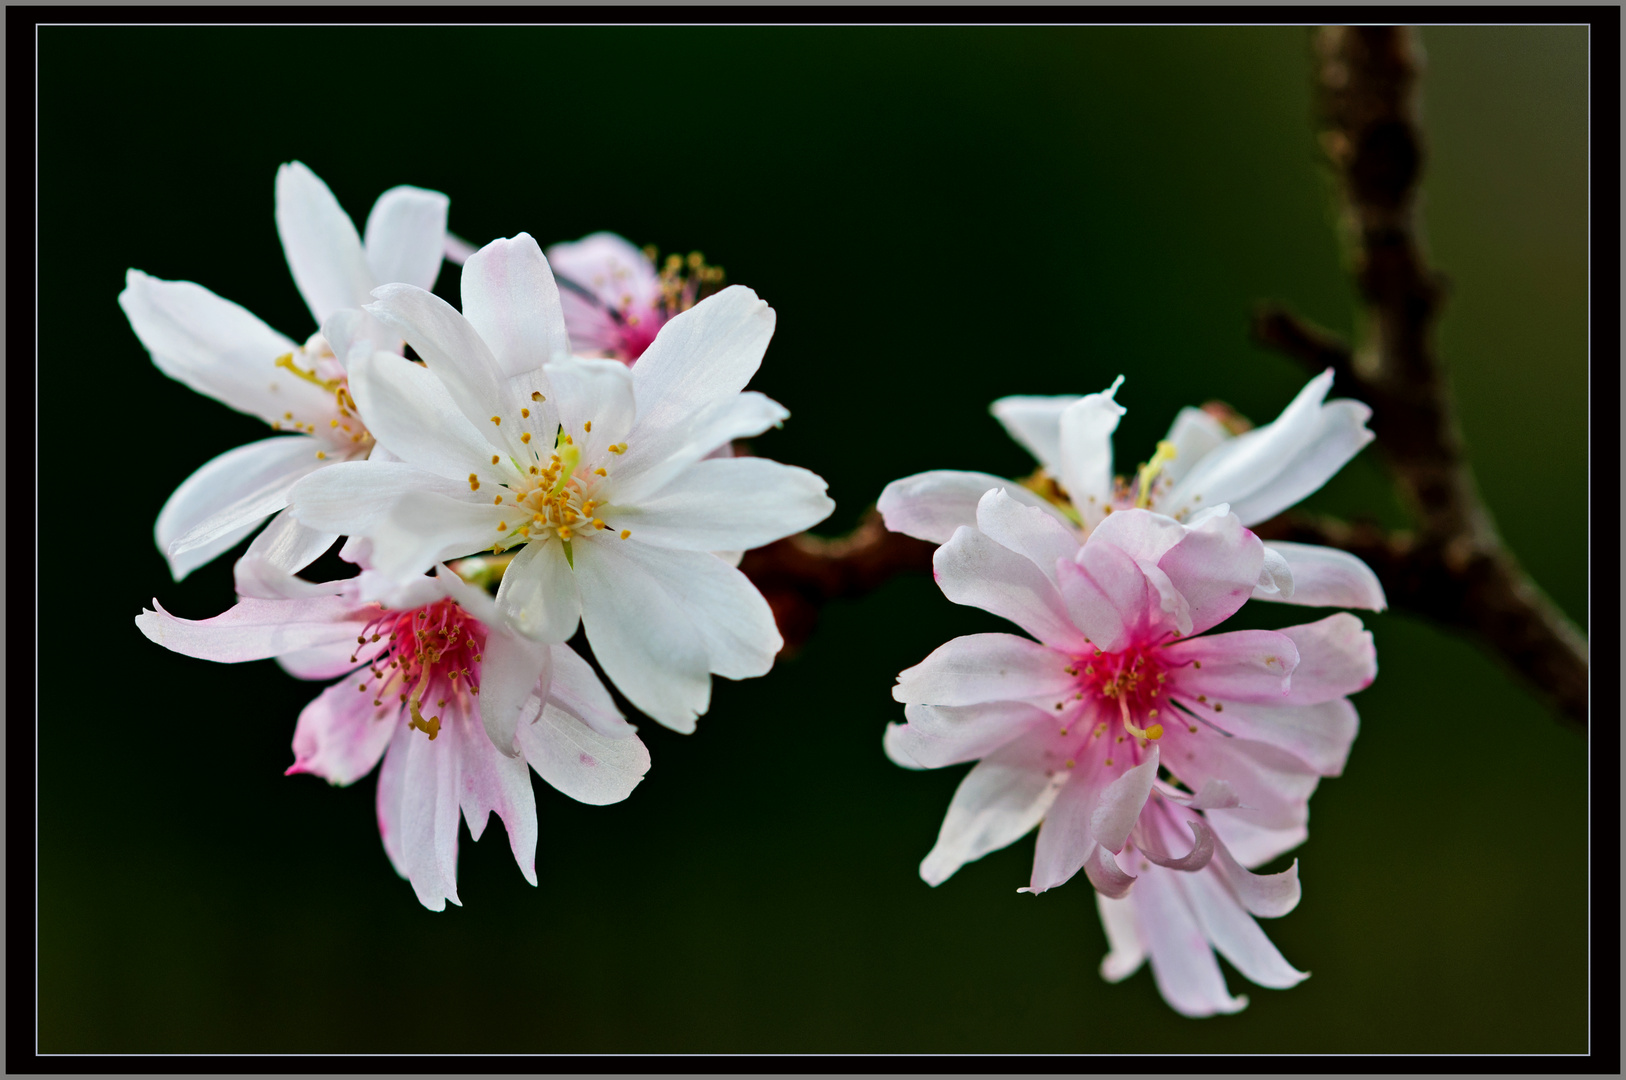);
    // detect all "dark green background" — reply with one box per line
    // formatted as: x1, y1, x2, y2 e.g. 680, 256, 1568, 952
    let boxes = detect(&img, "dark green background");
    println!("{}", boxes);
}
37, 26, 1590, 1054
